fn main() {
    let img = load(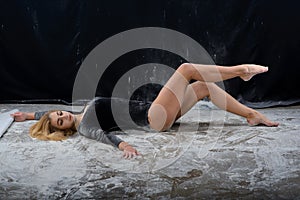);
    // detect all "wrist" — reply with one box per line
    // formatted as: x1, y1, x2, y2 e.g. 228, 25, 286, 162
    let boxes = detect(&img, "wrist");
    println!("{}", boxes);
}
26, 112, 35, 120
